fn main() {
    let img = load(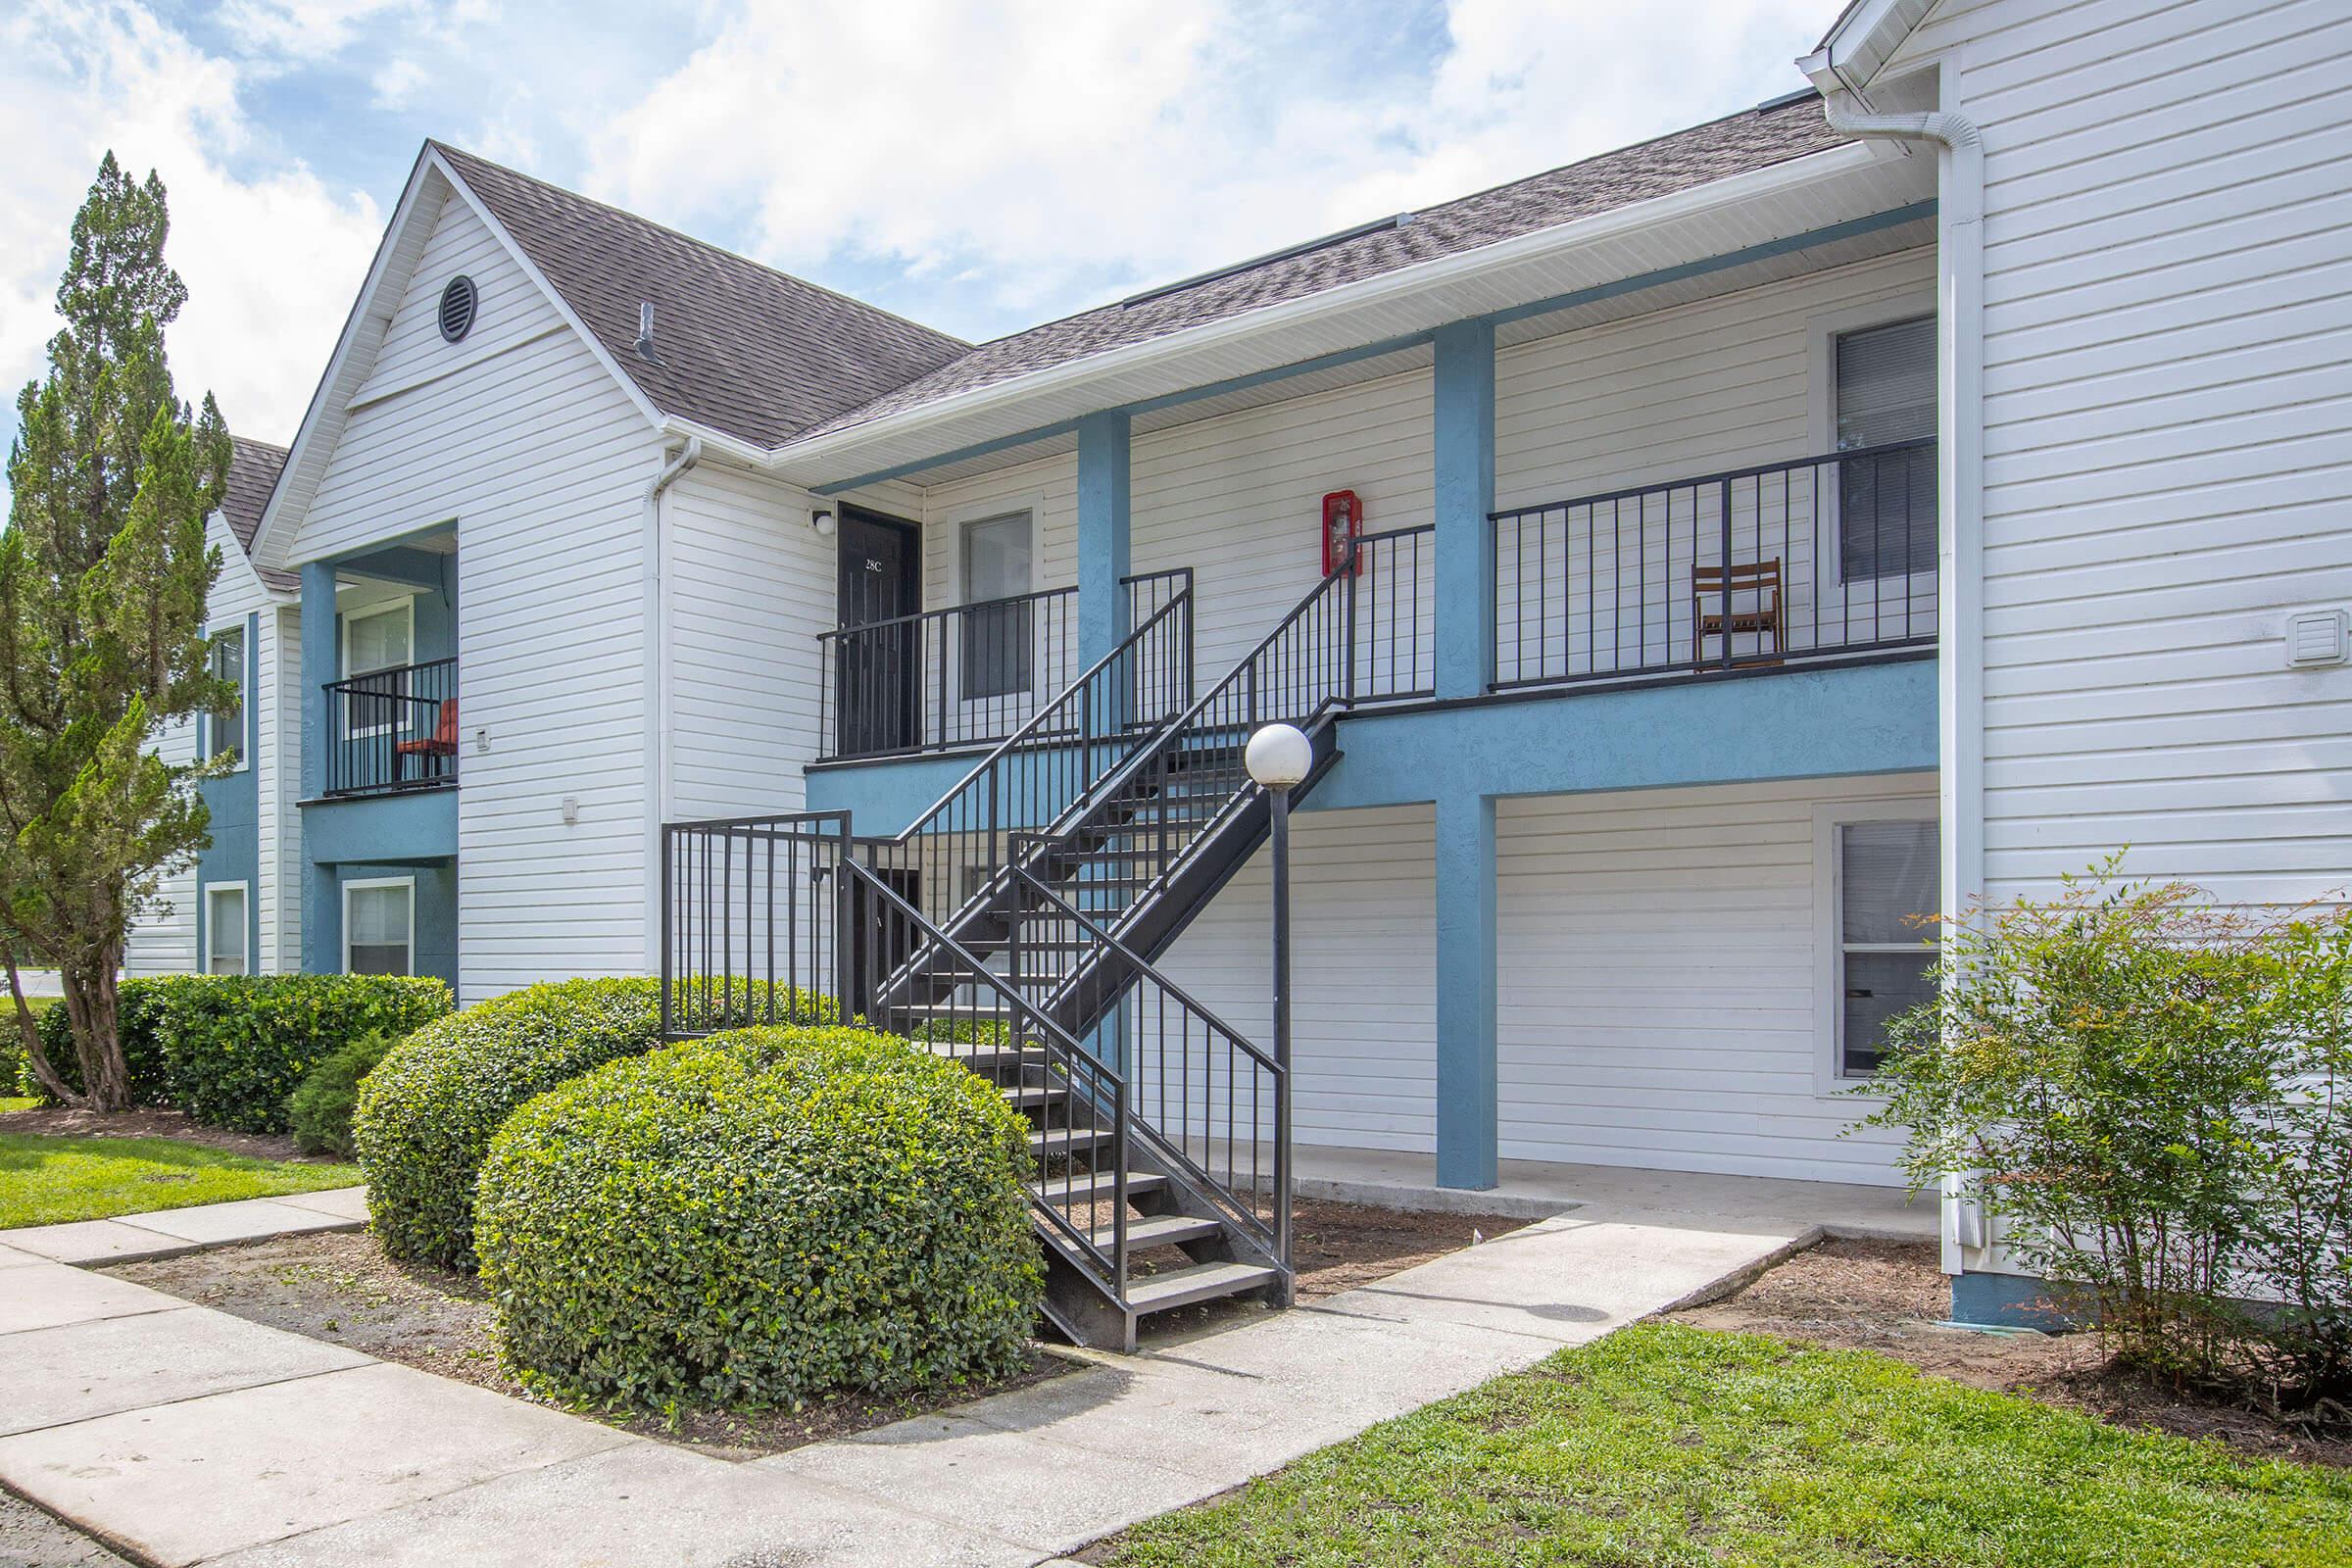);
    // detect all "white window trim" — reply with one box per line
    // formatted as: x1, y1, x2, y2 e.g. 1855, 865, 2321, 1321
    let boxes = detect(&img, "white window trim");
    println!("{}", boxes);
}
342, 875, 416, 977
1813, 799, 1939, 1100
1806, 295, 1939, 612
945, 501, 1043, 709
203, 880, 250, 976
206, 618, 249, 773
339, 597, 416, 741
